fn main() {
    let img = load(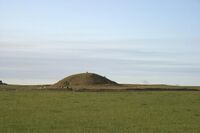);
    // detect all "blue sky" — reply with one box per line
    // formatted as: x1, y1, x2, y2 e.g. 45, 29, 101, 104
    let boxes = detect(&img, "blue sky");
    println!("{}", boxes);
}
0, 0, 200, 85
